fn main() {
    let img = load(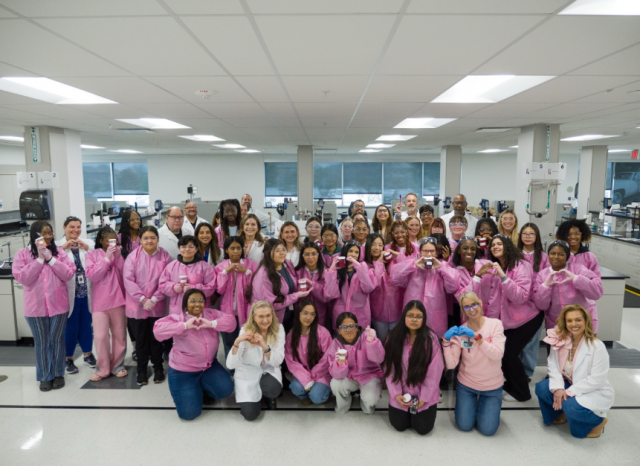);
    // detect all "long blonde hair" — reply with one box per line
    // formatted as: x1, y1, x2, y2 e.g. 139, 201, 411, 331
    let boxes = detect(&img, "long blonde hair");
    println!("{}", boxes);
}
498, 209, 519, 244
556, 304, 597, 348
243, 301, 280, 345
